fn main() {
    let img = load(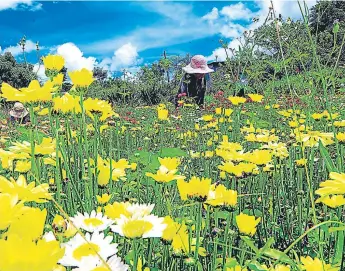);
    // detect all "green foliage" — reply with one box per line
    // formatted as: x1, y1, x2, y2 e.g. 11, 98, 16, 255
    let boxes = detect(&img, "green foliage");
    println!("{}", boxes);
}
0, 52, 37, 89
